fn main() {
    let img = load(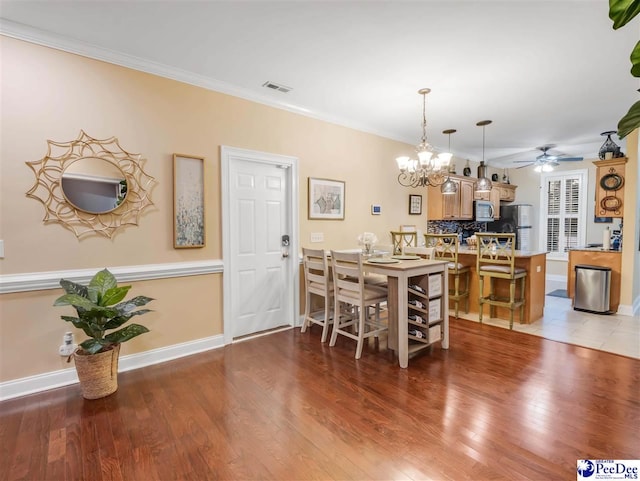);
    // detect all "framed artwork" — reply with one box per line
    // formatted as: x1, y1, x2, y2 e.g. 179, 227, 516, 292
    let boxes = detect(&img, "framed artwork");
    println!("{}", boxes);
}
594, 216, 613, 223
371, 204, 381, 215
308, 177, 345, 220
409, 194, 422, 215
173, 154, 205, 248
